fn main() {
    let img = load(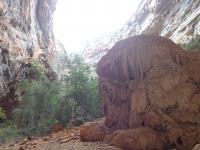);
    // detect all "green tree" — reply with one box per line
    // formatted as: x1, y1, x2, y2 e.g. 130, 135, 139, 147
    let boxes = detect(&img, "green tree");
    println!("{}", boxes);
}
6, 55, 101, 137
12, 61, 73, 134
65, 55, 101, 119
